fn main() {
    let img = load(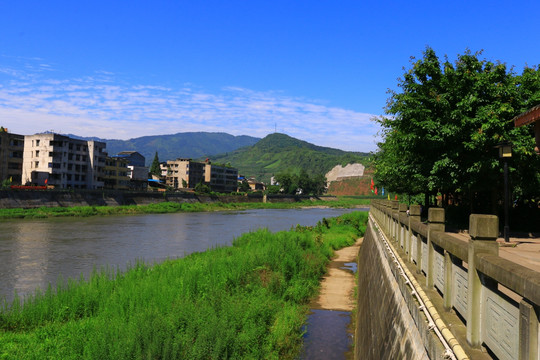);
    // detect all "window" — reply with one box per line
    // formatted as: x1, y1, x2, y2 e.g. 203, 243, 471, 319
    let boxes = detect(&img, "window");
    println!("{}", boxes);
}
36, 140, 40, 146
35, 150, 39, 157
34, 161, 39, 168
